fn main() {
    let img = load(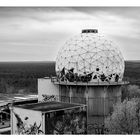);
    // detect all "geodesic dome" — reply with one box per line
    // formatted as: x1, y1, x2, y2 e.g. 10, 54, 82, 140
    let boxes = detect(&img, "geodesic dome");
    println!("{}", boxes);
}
56, 29, 125, 83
